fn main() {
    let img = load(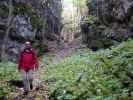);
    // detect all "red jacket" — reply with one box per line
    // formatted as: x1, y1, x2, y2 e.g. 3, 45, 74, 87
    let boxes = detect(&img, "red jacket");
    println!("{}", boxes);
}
18, 48, 39, 71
